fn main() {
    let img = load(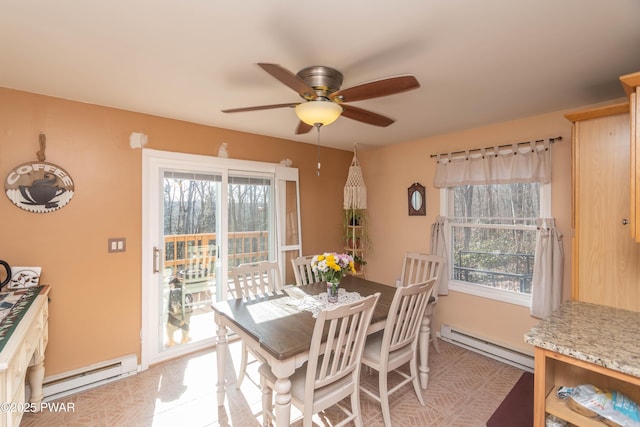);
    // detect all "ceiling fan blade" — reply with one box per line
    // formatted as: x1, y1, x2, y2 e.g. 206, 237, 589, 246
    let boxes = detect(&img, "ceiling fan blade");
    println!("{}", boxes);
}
221, 102, 298, 113
330, 75, 420, 103
258, 63, 318, 100
341, 104, 395, 127
295, 121, 313, 134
